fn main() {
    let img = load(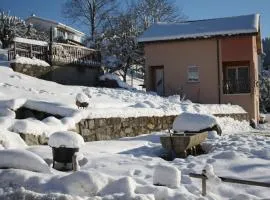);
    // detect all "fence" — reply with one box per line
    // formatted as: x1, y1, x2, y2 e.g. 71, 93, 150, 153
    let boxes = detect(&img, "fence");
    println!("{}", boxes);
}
8, 39, 48, 61
8, 37, 101, 67
51, 43, 101, 66
190, 170, 270, 196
